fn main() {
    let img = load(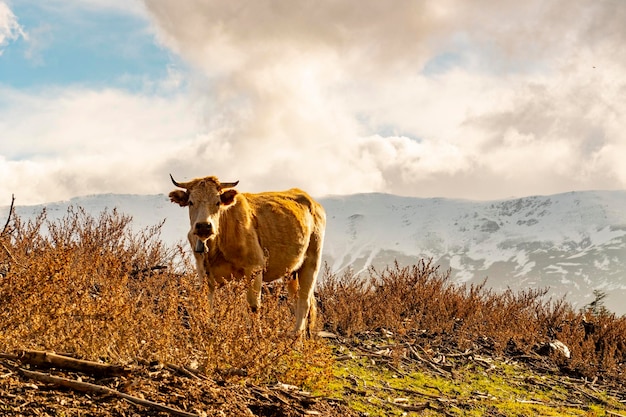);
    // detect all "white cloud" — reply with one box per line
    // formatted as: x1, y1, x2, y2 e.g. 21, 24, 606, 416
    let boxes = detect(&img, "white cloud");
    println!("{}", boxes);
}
0, 86, 206, 204
3, 1, 626, 205
140, 0, 626, 200
0, 1, 26, 54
